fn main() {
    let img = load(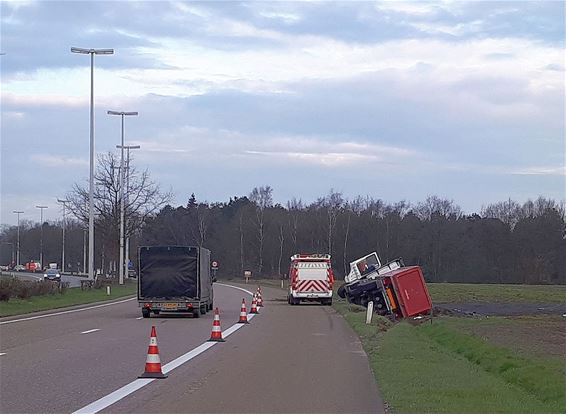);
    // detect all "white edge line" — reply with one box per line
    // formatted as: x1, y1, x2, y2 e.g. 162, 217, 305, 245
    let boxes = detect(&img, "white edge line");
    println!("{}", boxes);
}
71, 283, 254, 414
0, 297, 136, 325
0, 352, 6, 356
81, 329, 100, 335
73, 379, 155, 414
